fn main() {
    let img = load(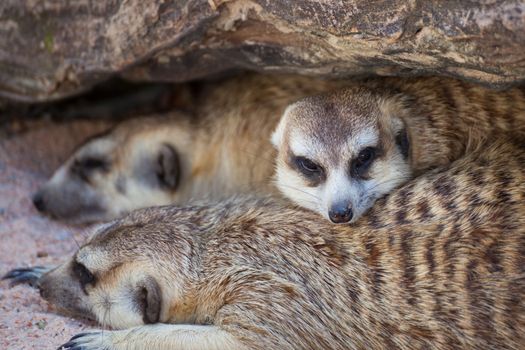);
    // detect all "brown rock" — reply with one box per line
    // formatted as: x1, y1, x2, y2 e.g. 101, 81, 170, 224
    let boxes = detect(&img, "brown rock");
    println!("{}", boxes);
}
1, 1, 525, 102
